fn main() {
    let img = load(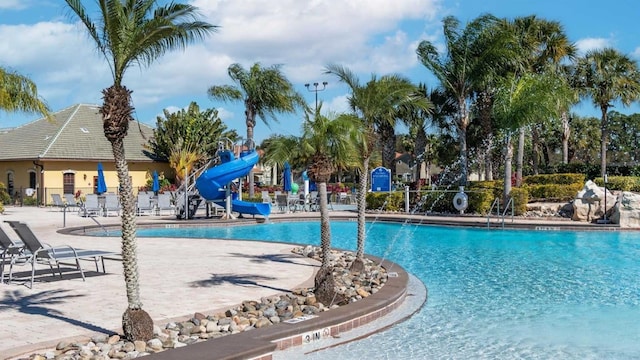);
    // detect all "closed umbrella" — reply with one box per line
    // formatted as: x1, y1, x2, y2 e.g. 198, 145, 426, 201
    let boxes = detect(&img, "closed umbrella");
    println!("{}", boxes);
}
96, 162, 107, 194
152, 170, 160, 194
283, 162, 292, 192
